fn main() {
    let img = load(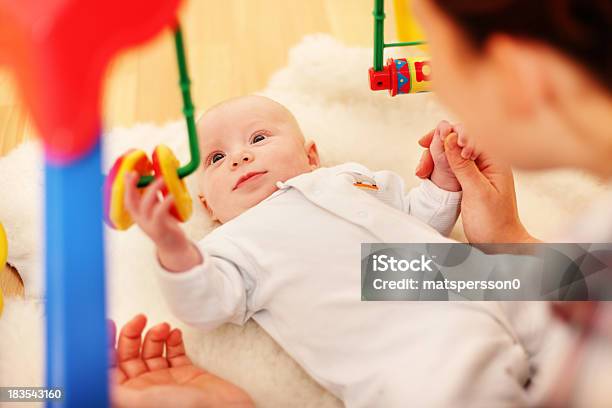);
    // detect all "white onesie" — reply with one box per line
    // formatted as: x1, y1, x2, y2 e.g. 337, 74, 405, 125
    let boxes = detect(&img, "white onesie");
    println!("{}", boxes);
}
157, 162, 531, 407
